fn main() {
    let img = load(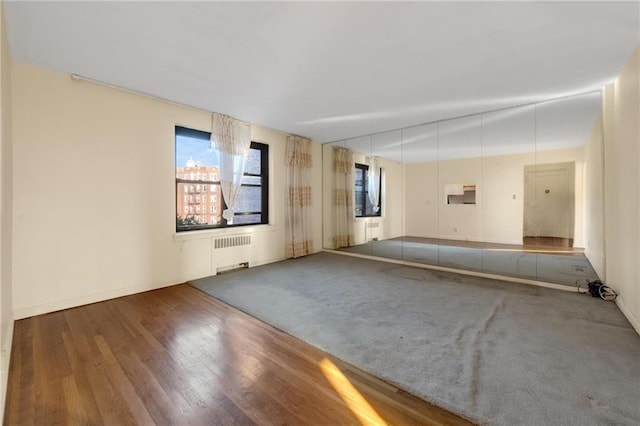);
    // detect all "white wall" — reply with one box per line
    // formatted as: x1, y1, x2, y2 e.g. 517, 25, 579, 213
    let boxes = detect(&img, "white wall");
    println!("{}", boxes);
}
603, 47, 640, 333
404, 147, 585, 246
11, 62, 323, 319
0, 2, 13, 416
583, 116, 605, 278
